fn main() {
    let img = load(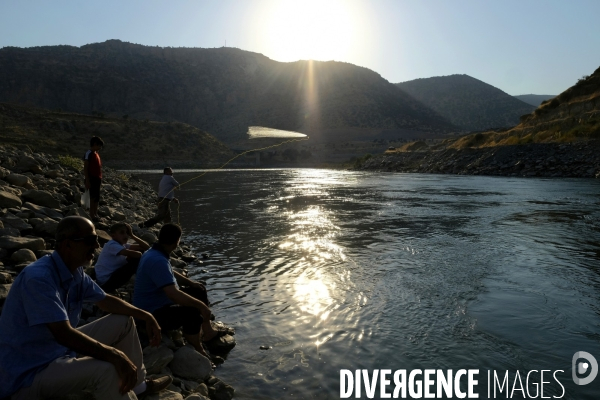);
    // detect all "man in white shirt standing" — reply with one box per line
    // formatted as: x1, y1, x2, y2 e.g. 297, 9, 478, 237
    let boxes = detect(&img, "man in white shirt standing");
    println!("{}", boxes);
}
139, 167, 180, 228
